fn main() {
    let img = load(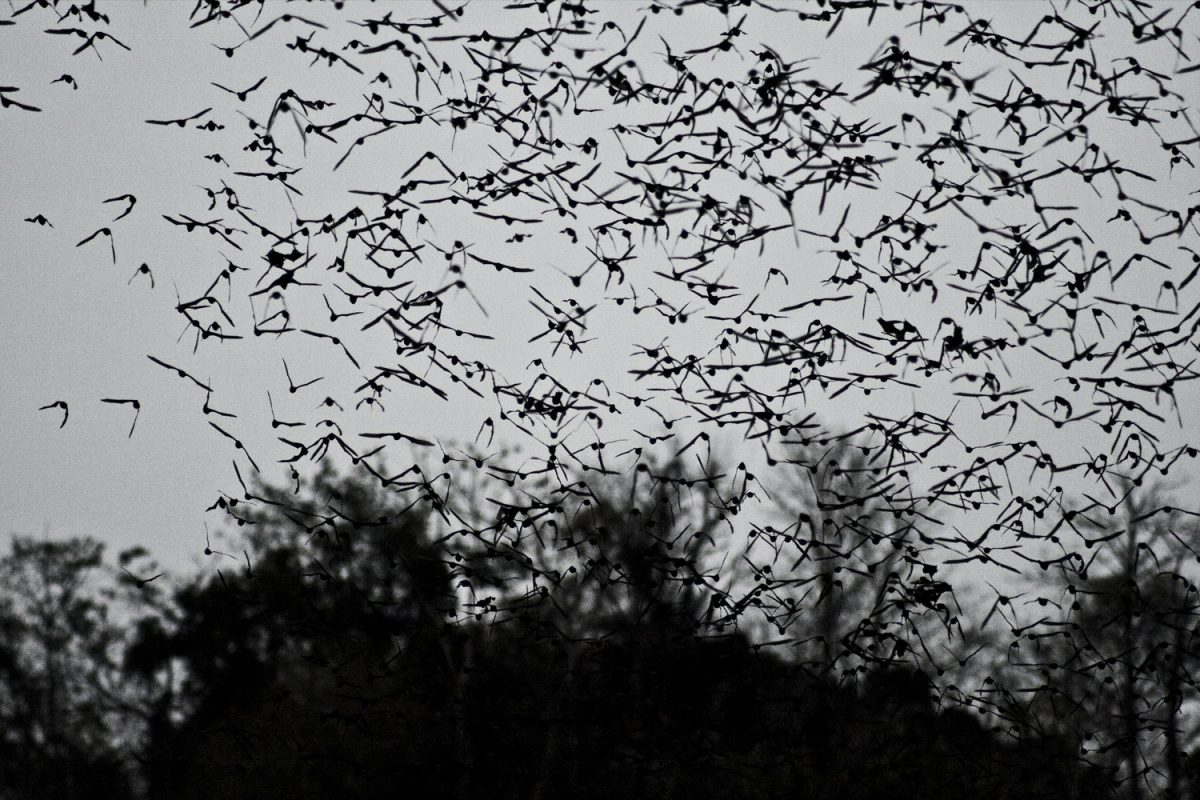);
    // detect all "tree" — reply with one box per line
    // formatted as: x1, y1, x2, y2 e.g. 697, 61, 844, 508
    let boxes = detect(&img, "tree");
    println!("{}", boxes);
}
110, 461, 1113, 800
1010, 480, 1200, 800
761, 429, 956, 682
0, 536, 152, 800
